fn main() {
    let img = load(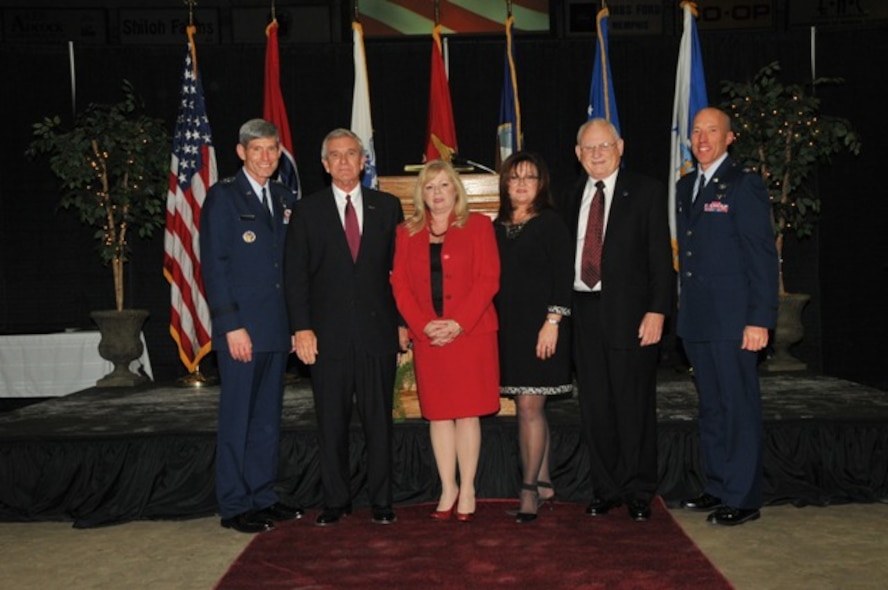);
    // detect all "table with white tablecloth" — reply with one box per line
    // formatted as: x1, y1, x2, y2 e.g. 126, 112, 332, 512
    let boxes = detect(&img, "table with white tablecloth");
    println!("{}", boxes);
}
0, 331, 153, 397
